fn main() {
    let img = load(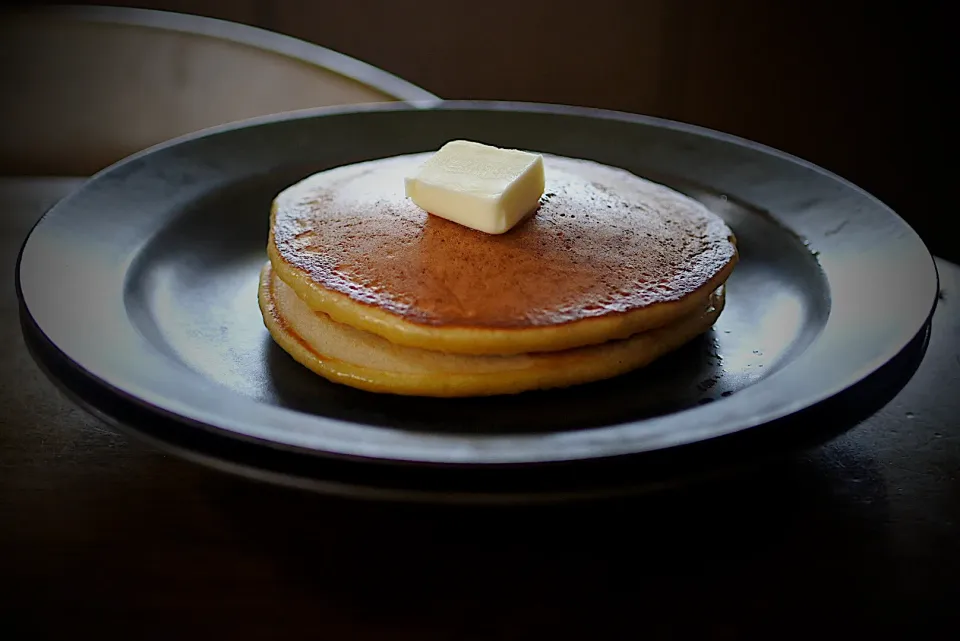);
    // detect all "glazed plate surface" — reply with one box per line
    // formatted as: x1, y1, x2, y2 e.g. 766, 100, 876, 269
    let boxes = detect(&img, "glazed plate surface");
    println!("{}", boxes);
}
17, 102, 939, 500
